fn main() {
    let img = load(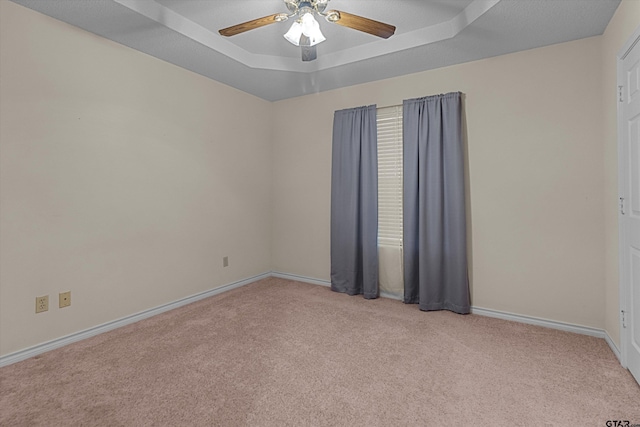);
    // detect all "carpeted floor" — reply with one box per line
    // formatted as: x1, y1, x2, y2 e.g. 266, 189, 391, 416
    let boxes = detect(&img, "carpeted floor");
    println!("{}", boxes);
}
1, 277, 639, 426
